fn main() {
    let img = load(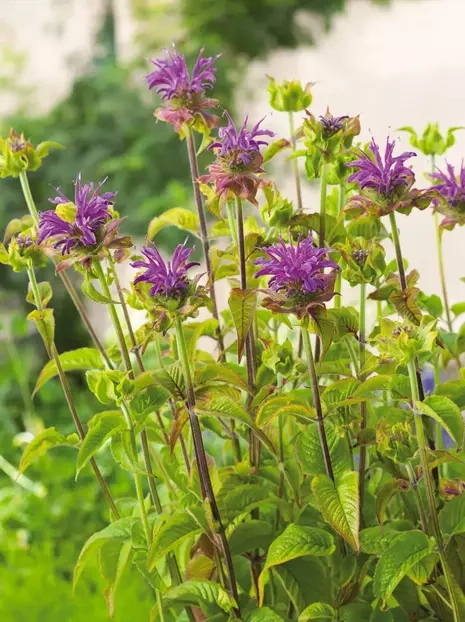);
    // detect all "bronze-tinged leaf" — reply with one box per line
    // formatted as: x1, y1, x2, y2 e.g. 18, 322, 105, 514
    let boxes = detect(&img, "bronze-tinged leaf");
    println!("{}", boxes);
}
169, 406, 189, 455
389, 288, 422, 325
228, 288, 258, 362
